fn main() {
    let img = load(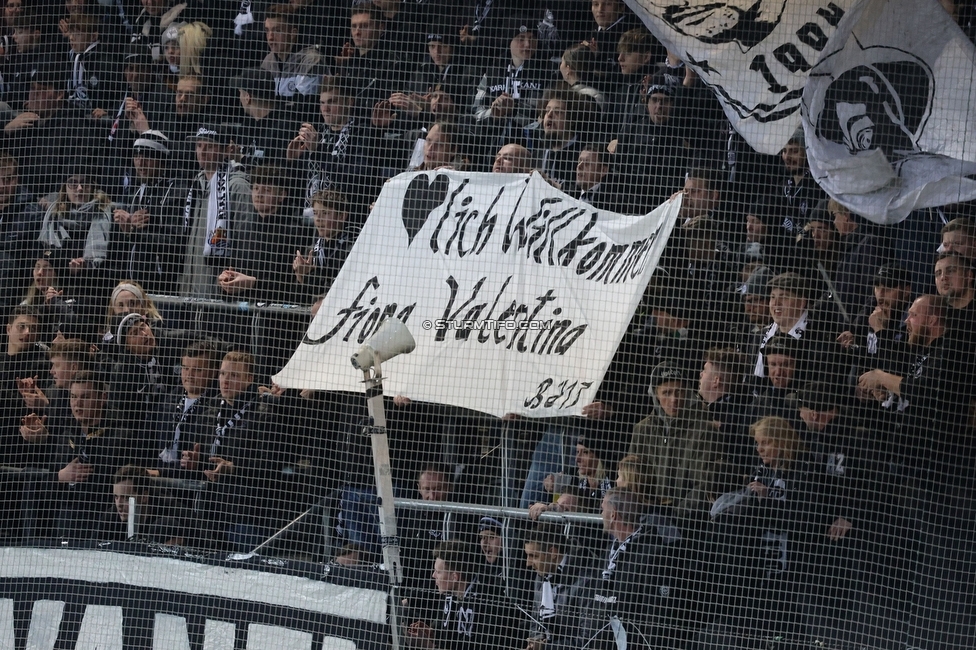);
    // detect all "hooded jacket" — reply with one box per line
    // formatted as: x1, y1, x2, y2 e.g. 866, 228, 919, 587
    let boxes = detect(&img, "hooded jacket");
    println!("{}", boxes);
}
628, 364, 719, 527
